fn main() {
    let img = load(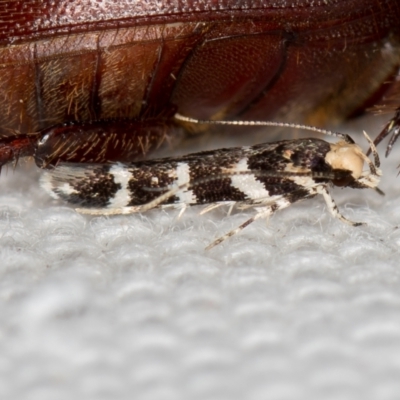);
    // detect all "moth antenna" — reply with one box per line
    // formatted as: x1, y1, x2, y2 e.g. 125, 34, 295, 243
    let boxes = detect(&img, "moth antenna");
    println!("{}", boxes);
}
174, 113, 354, 143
